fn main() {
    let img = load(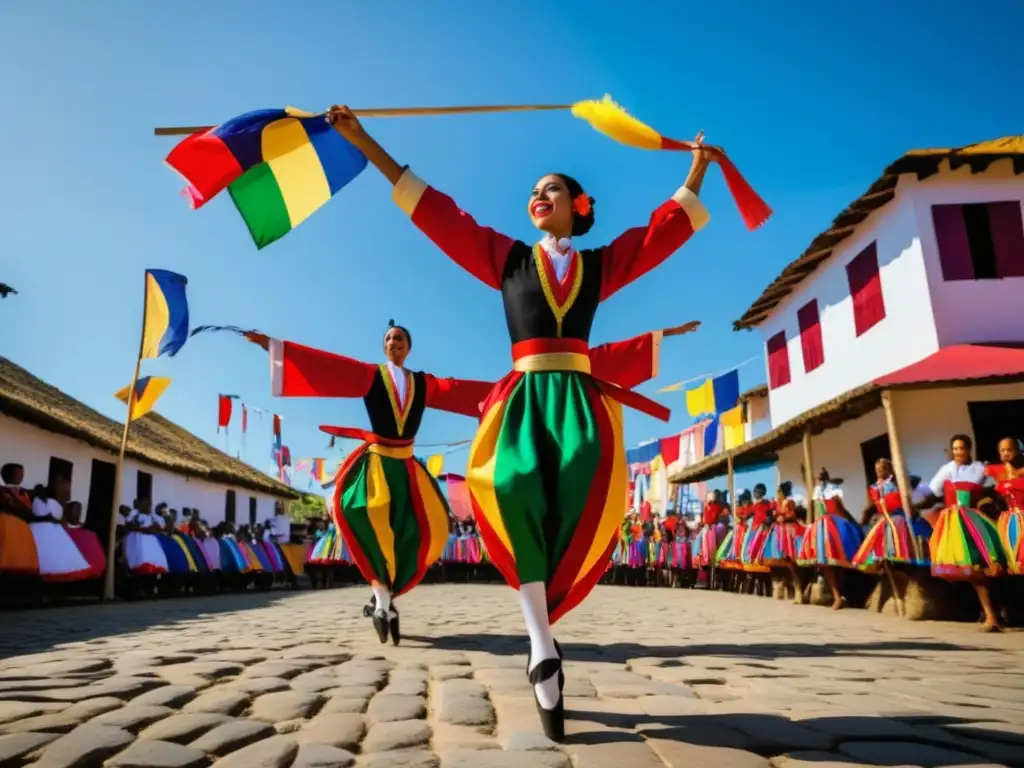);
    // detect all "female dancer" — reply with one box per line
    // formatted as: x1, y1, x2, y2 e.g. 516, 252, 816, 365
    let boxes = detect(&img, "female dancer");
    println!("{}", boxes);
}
245, 323, 492, 645
693, 490, 728, 574
852, 458, 932, 571
916, 434, 1008, 631
328, 104, 720, 740
798, 469, 864, 609
761, 482, 806, 603
987, 437, 1024, 573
